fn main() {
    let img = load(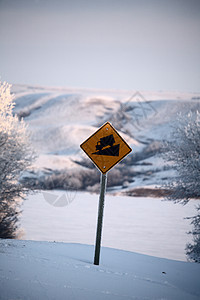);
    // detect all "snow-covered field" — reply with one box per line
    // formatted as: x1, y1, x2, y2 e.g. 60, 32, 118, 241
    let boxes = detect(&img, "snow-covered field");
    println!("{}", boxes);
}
20, 191, 199, 262
0, 239, 200, 300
